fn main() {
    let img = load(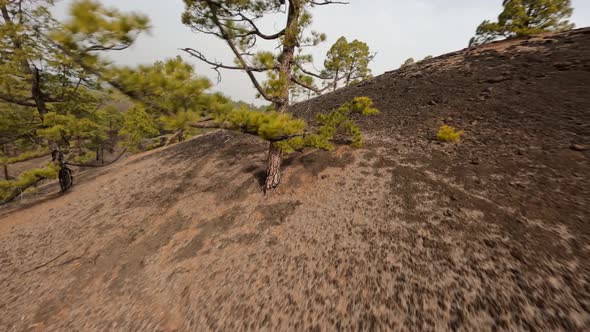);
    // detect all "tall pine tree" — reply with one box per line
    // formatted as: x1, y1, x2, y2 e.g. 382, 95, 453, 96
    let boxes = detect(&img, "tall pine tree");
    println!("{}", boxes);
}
323, 37, 374, 91
181, 0, 367, 192
470, 0, 575, 46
